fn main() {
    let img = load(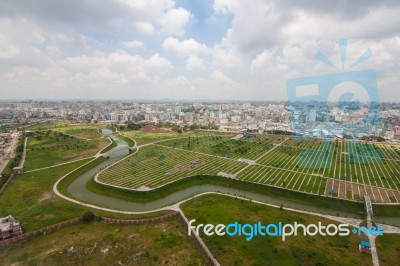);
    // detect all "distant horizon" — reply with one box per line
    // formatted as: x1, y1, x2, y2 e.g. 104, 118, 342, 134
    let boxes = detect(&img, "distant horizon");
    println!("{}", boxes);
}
1, 99, 399, 104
